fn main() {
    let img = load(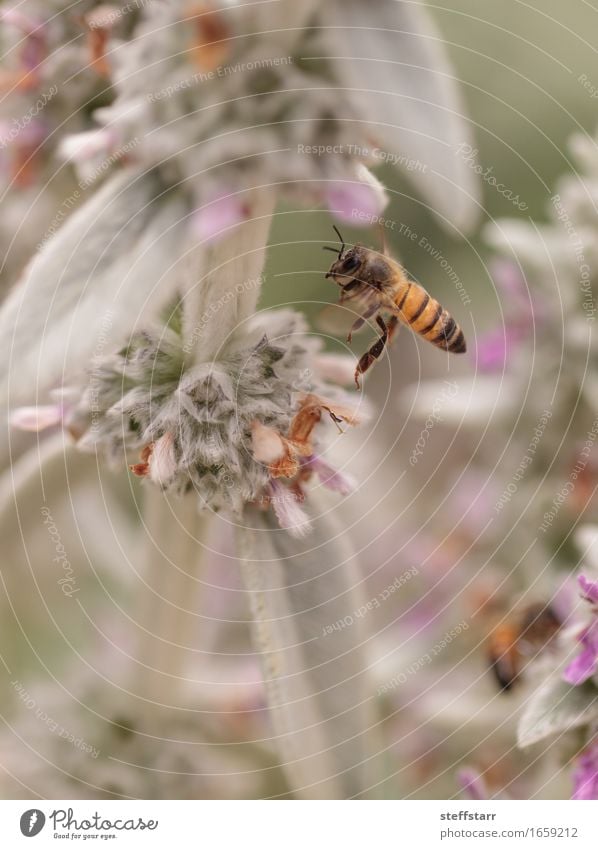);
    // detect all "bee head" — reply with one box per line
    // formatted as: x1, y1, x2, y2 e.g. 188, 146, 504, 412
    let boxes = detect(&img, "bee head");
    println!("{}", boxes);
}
323, 225, 369, 288
325, 247, 365, 282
